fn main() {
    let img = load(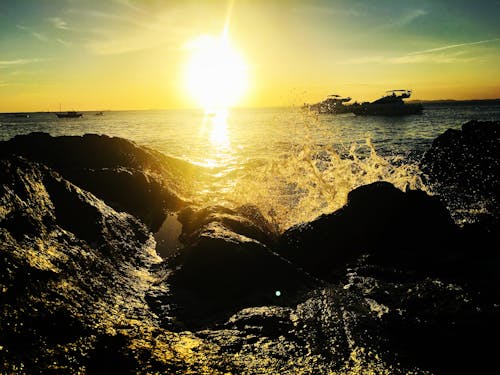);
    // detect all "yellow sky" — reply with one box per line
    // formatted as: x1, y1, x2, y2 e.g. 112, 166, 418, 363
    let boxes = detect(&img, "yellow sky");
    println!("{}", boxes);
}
0, 0, 499, 112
